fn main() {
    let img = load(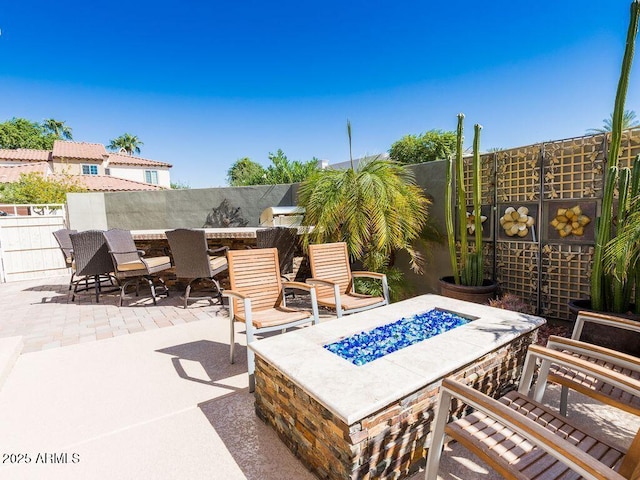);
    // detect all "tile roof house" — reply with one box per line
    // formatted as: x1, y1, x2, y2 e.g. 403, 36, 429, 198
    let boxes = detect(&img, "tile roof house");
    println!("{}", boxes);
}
0, 141, 173, 192
0, 162, 52, 183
